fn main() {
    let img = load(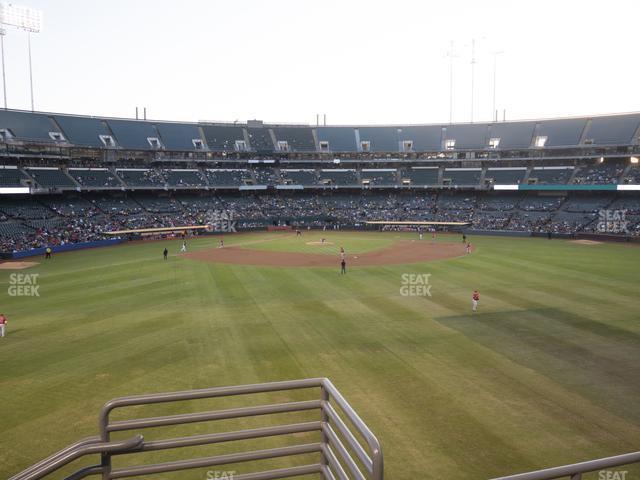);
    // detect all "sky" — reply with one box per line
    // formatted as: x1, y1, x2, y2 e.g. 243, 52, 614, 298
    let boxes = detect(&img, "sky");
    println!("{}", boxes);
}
0, 0, 639, 125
